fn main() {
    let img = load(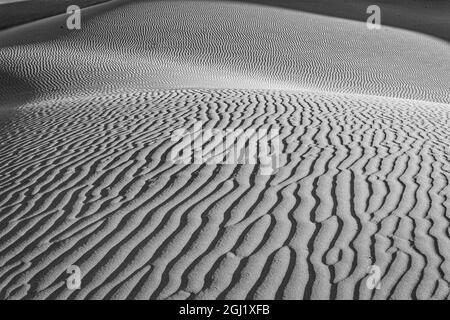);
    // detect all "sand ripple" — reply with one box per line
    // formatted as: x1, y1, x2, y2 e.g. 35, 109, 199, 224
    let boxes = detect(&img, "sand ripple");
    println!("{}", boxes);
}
0, 0, 449, 300
0, 89, 449, 299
